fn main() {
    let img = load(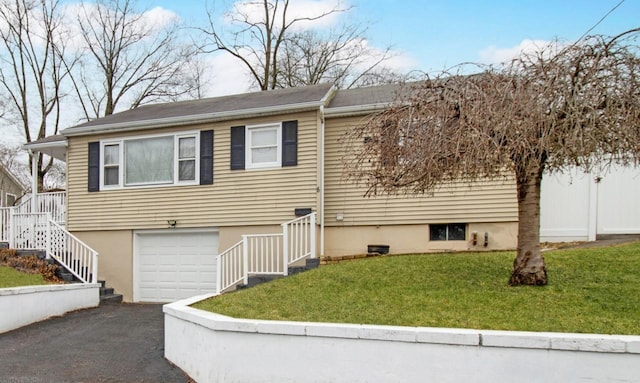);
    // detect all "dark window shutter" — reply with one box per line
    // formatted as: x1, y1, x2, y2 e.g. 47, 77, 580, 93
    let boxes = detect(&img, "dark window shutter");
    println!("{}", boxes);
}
230, 126, 245, 170
282, 120, 298, 167
88, 142, 100, 192
200, 130, 214, 185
